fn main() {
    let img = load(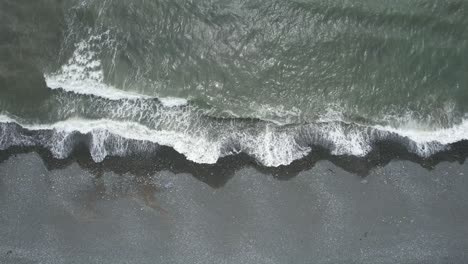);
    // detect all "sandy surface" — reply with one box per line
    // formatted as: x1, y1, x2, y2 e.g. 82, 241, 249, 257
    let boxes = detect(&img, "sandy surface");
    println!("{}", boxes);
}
0, 152, 467, 263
